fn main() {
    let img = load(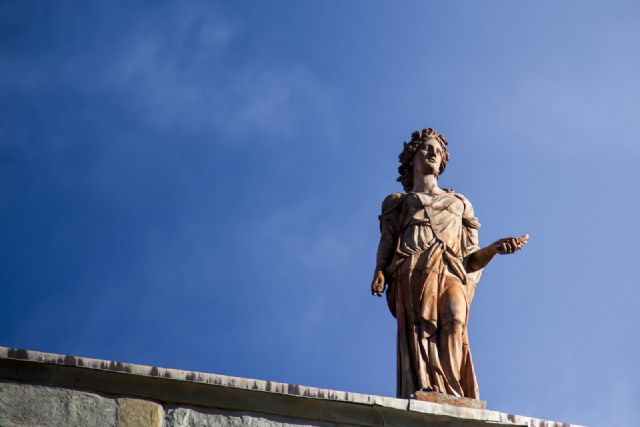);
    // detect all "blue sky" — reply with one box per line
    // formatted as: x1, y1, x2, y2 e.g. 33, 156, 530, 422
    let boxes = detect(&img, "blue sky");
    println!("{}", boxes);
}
2, 1, 639, 425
